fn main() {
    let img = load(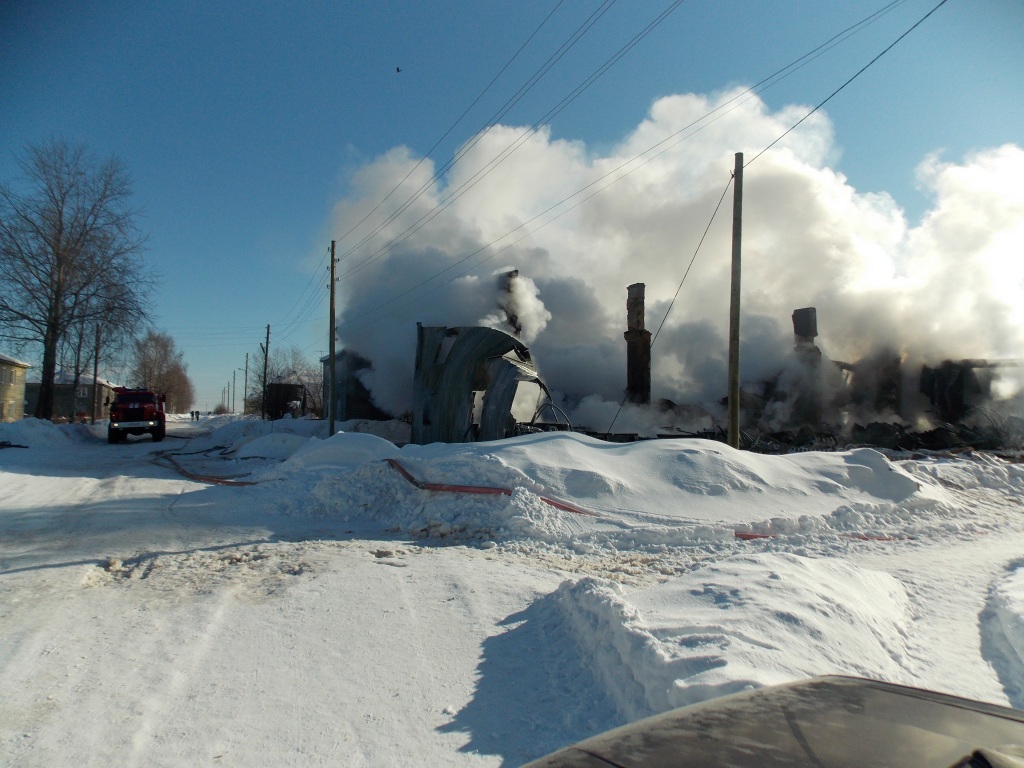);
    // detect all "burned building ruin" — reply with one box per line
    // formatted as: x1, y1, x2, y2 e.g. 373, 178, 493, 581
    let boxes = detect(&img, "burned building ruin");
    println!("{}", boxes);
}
611, 286, 1021, 452
411, 324, 548, 445
322, 350, 391, 423
917, 360, 1015, 424
322, 279, 1020, 453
